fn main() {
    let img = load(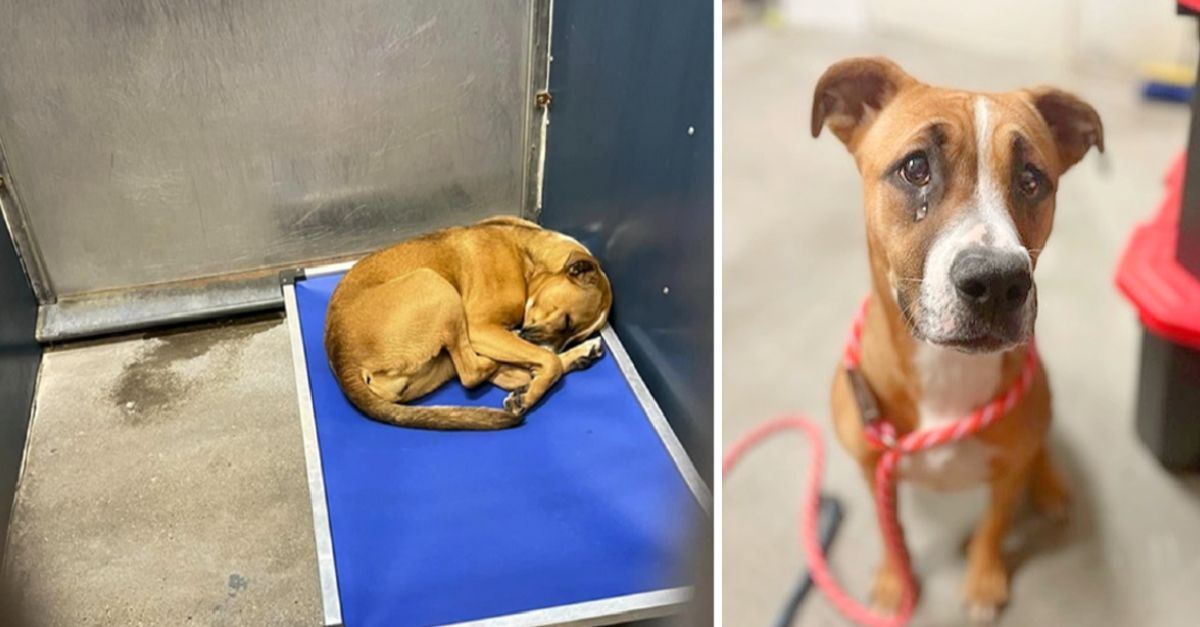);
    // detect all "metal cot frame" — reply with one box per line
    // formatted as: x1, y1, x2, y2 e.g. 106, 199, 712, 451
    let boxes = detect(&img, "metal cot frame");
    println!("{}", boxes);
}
282, 260, 712, 627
